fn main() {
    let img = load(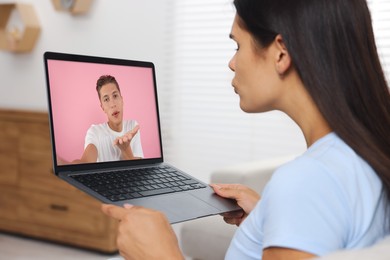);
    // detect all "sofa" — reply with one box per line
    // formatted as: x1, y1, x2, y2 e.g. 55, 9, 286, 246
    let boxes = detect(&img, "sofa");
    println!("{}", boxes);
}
180, 156, 390, 260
